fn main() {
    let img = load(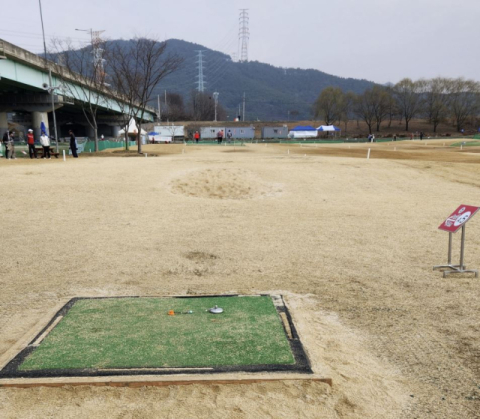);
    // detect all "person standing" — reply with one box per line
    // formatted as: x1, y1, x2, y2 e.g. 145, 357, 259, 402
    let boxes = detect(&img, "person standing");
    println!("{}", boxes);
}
227, 130, 232, 142
2, 130, 9, 159
194, 131, 200, 143
27, 129, 38, 159
420, 131, 424, 140
40, 131, 51, 159
69, 130, 78, 158
2, 130, 15, 159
